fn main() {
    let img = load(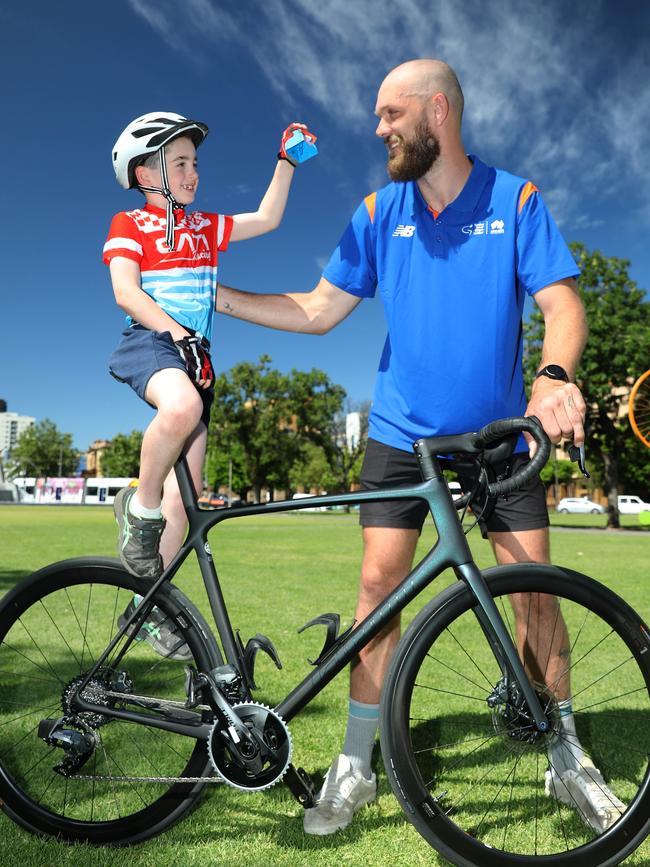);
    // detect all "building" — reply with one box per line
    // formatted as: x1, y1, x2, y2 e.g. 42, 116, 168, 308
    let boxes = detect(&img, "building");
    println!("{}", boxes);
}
0, 412, 35, 455
85, 439, 110, 477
